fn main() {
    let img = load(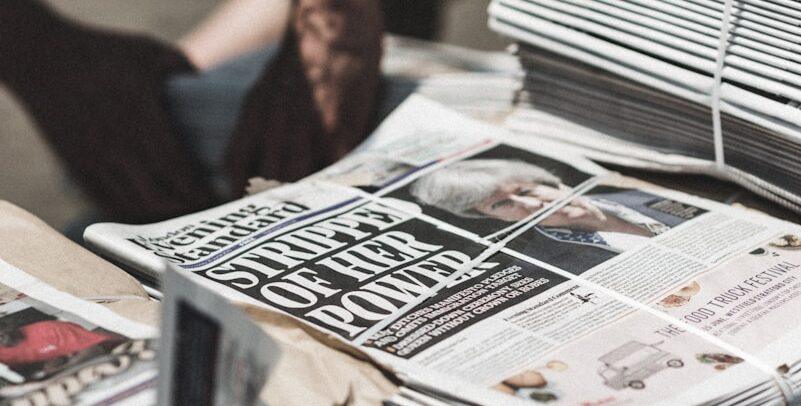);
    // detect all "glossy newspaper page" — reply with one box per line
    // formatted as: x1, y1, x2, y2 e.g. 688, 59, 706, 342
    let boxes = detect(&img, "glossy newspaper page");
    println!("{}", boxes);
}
0, 259, 157, 406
